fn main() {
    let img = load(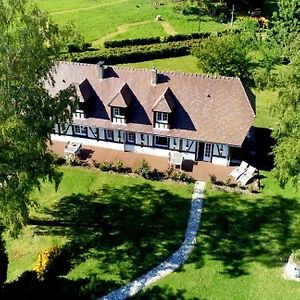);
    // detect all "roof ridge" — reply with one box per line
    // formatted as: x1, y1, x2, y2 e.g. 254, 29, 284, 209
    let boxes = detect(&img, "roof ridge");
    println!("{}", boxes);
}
111, 65, 238, 80
59, 61, 239, 81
